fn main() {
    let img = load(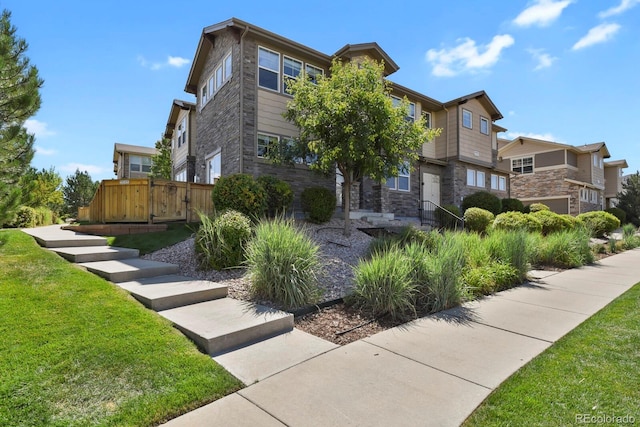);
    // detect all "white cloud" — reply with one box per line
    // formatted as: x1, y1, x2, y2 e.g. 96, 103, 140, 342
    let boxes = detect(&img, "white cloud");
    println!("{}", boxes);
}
504, 131, 564, 142
508, 111, 516, 116
528, 48, 557, 70
599, 0, 640, 18
34, 145, 57, 156
138, 54, 190, 70
513, 0, 573, 27
572, 23, 621, 50
24, 119, 56, 138
60, 163, 106, 175
167, 56, 190, 68
426, 34, 515, 77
